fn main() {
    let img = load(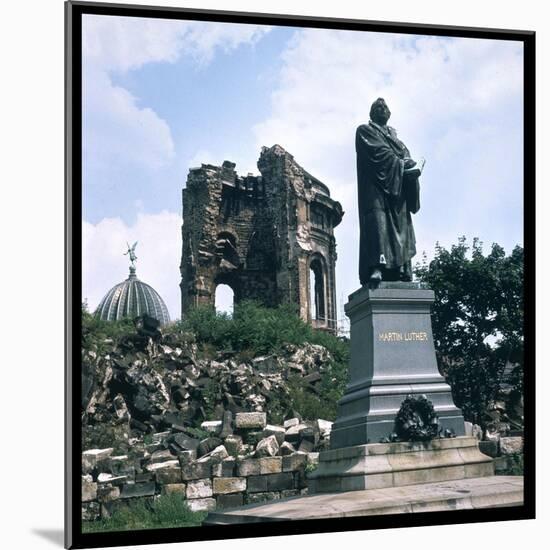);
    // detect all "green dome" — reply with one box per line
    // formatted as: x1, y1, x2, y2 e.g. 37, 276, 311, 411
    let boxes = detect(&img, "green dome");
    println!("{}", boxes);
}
95, 266, 170, 325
